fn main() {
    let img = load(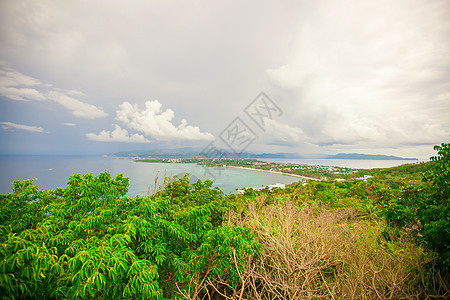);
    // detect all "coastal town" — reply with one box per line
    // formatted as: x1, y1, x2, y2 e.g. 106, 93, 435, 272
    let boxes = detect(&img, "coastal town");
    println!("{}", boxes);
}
134, 157, 370, 181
